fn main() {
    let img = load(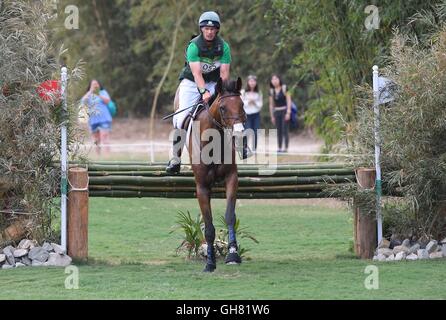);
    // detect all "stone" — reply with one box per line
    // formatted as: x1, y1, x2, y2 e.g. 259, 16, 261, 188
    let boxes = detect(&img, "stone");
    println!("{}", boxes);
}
429, 251, 443, 259
0, 254, 5, 263
393, 245, 410, 255
15, 262, 26, 268
442, 246, 446, 257
377, 248, 393, 257
31, 260, 44, 267
402, 239, 411, 247
2, 246, 16, 266
42, 242, 54, 252
13, 249, 28, 258
426, 240, 438, 254
28, 247, 49, 262
389, 239, 402, 250
408, 243, 421, 255
21, 256, 32, 266
417, 249, 429, 260
440, 238, 446, 245
395, 251, 406, 261
2, 263, 14, 269
50, 243, 65, 255
386, 254, 395, 261
46, 253, 72, 267
378, 239, 390, 249
375, 254, 386, 261
18, 239, 36, 250
406, 253, 418, 261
